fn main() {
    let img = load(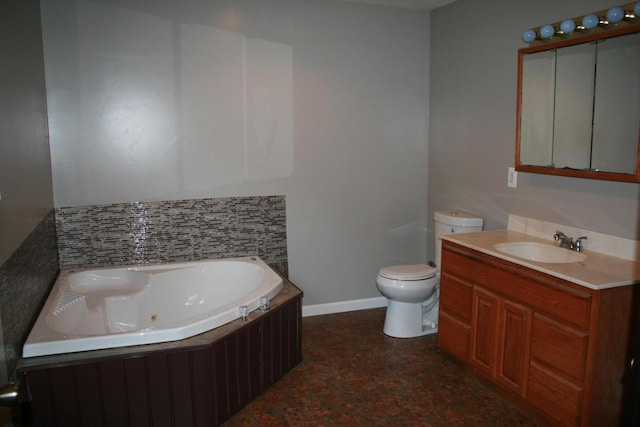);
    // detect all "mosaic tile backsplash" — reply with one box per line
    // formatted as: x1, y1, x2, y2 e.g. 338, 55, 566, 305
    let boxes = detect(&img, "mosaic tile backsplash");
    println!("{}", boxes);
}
0, 210, 59, 379
55, 195, 287, 271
